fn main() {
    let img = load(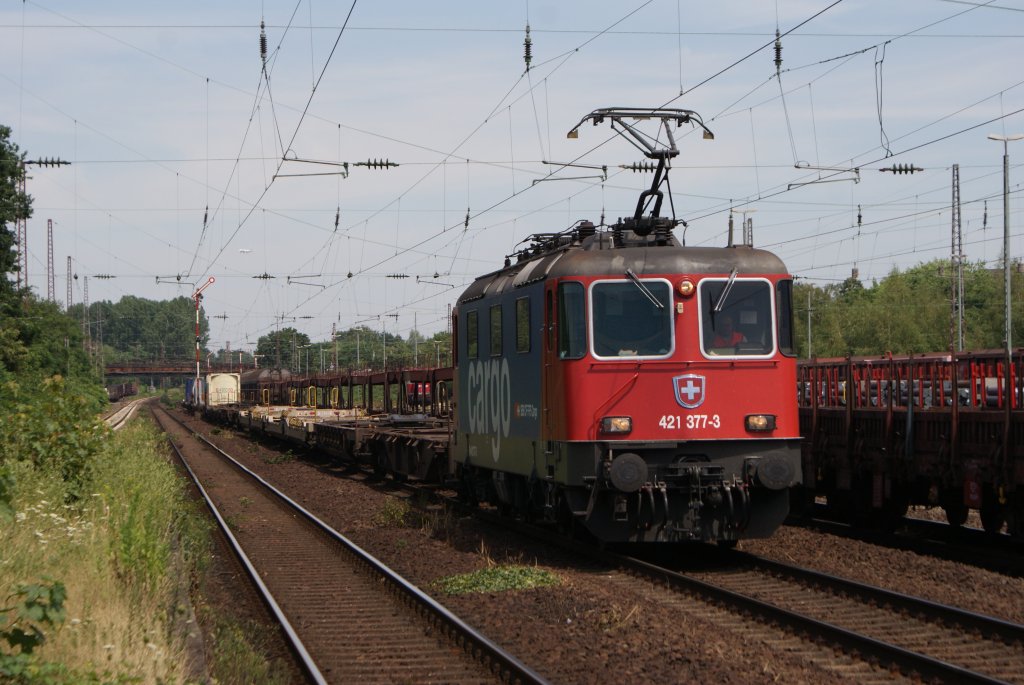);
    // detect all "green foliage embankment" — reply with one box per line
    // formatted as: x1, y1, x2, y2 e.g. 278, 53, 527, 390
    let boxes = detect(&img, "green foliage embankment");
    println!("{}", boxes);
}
0, 395, 209, 683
